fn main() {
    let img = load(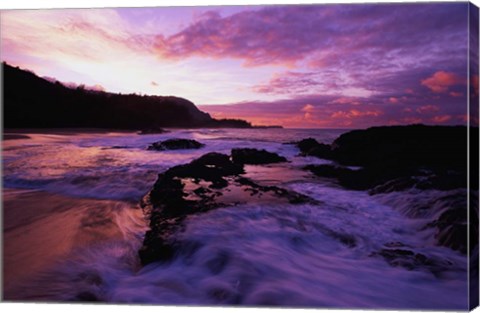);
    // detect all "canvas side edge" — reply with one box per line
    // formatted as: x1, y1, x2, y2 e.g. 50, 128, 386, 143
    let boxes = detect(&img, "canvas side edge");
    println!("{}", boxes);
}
469, 1, 480, 311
